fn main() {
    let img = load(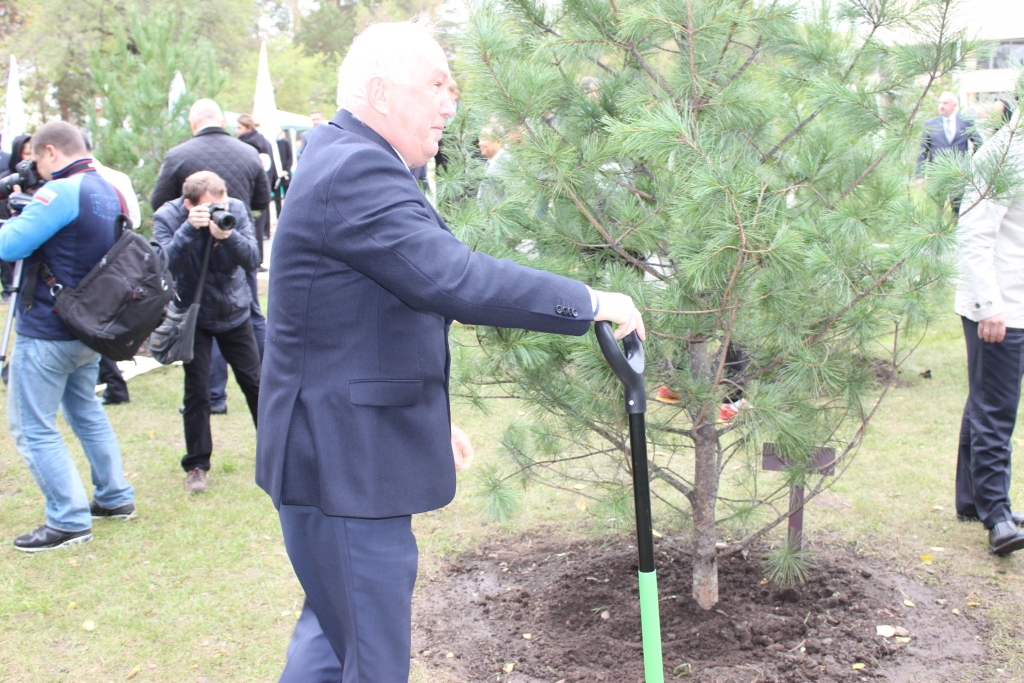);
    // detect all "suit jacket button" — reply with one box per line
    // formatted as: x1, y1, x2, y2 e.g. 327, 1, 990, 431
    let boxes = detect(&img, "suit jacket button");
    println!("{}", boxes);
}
572, 308, 578, 317
556, 305, 564, 314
